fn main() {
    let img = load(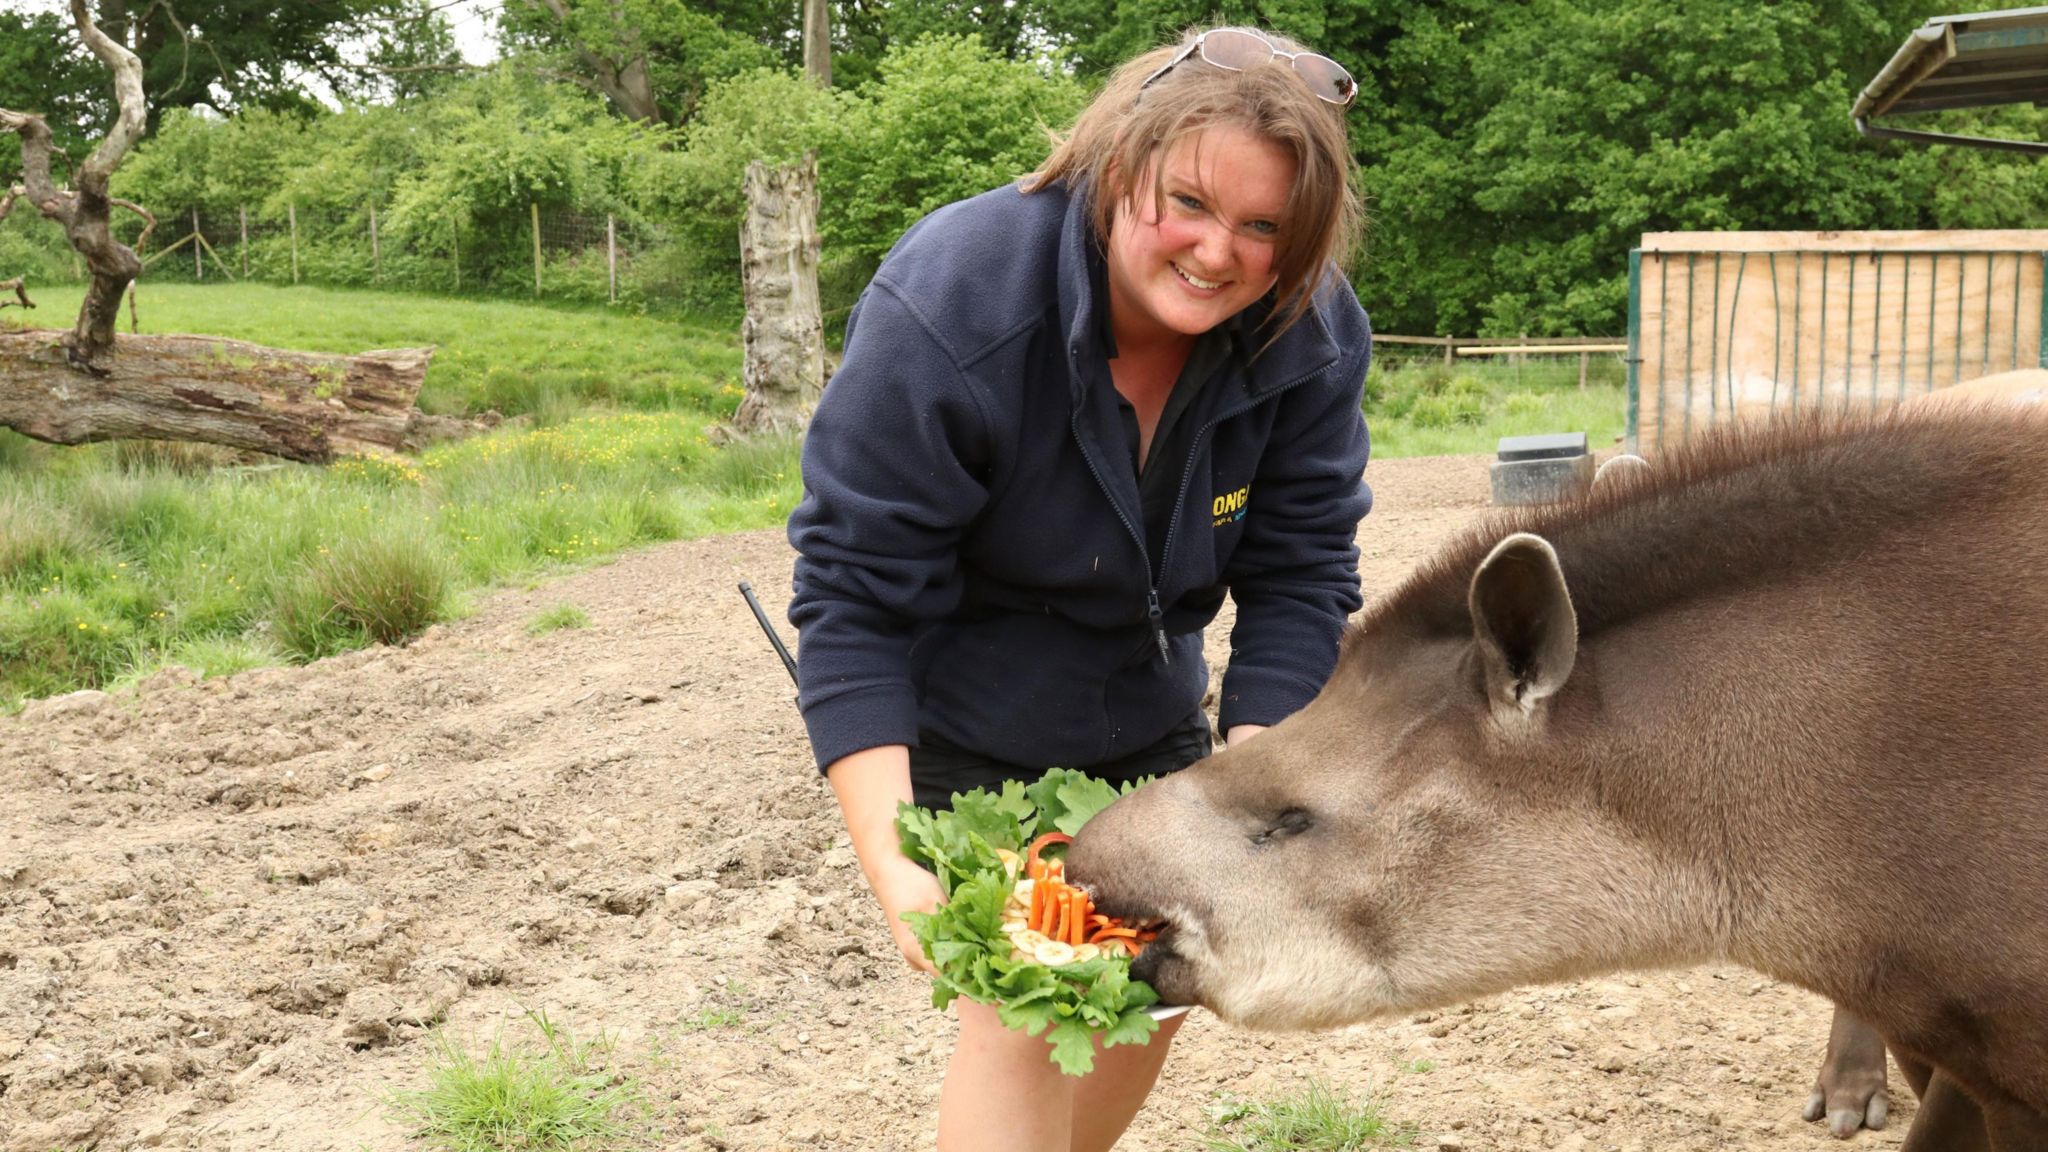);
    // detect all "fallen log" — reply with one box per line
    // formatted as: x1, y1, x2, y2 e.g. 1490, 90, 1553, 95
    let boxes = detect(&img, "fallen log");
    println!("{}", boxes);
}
0, 327, 482, 463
